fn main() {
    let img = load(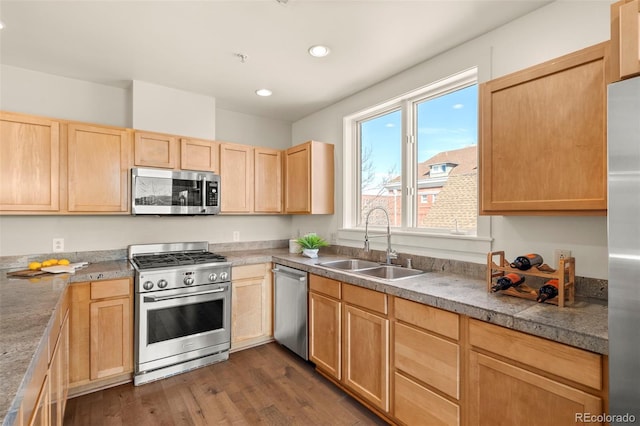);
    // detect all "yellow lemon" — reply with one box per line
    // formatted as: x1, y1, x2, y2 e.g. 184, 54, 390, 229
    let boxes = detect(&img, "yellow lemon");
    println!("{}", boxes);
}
48, 259, 59, 265
41, 260, 52, 267
28, 261, 42, 270
58, 259, 70, 265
